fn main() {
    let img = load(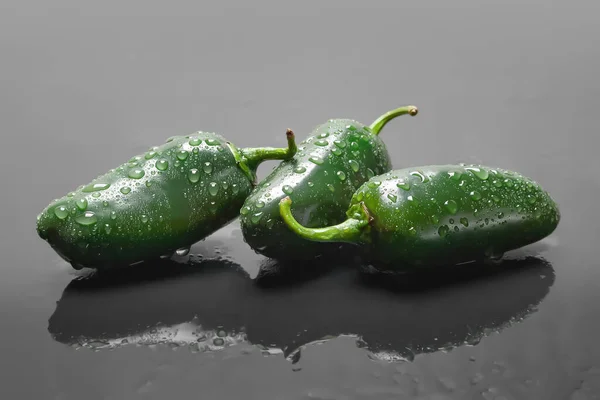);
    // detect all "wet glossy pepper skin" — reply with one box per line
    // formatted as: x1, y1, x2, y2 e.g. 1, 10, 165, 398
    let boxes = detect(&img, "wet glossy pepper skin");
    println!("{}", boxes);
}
280, 164, 560, 271
36, 130, 296, 270
240, 106, 418, 261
